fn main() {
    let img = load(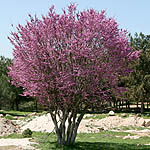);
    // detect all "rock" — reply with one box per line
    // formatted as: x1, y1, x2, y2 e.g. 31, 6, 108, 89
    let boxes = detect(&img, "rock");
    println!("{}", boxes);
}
129, 114, 135, 117
108, 111, 115, 116
136, 113, 141, 117
123, 134, 140, 139
97, 127, 104, 131
136, 117, 145, 126
0, 118, 20, 136
120, 113, 127, 117
13, 116, 18, 120
83, 114, 93, 119
145, 120, 150, 127
28, 112, 37, 117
